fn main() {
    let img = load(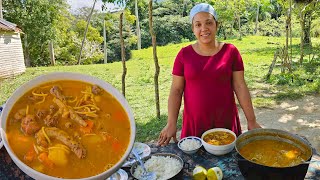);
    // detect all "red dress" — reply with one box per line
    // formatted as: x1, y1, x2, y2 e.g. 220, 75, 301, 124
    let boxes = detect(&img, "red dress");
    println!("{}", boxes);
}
172, 43, 243, 138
